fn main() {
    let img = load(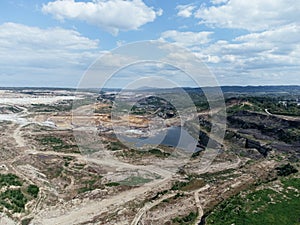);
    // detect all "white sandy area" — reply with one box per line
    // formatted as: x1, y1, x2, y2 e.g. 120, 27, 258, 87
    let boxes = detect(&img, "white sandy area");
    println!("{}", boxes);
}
0, 96, 78, 105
